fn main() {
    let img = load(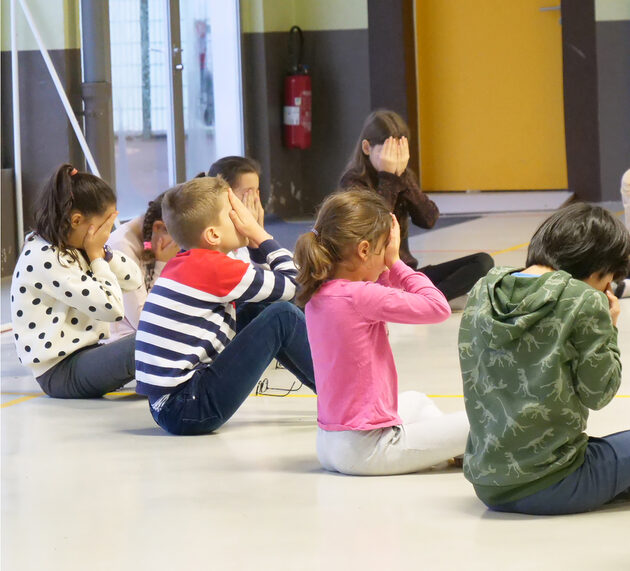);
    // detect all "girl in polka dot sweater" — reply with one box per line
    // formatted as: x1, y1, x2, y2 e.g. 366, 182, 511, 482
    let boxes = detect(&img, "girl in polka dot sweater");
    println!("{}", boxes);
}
10, 164, 142, 398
